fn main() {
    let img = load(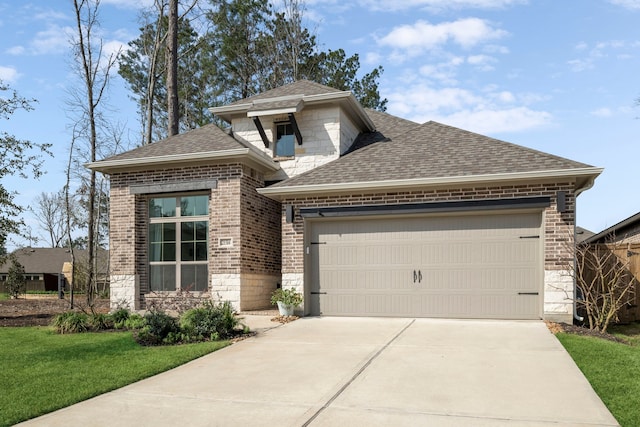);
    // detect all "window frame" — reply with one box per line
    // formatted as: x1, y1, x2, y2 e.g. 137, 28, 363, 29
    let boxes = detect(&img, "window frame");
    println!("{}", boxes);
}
148, 193, 210, 293
273, 121, 295, 158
